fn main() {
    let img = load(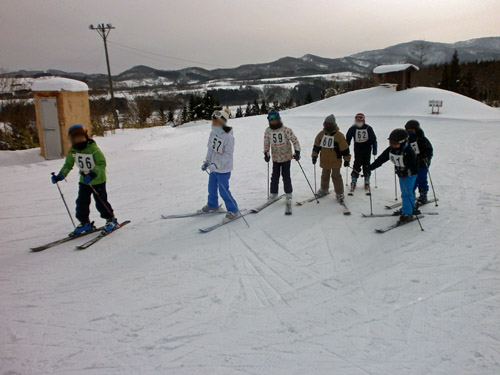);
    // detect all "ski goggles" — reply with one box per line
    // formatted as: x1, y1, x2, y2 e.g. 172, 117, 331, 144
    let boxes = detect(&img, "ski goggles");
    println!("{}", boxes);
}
355, 114, 365, 121
212, 110, 228, 121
